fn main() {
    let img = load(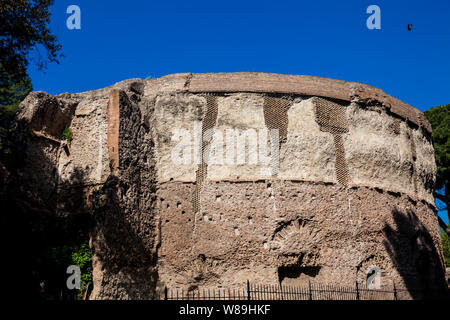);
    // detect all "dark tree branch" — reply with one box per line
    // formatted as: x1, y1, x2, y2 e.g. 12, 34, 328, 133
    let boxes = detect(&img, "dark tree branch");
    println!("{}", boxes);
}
434, 191, 449, 204
433, 191, 449, 224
